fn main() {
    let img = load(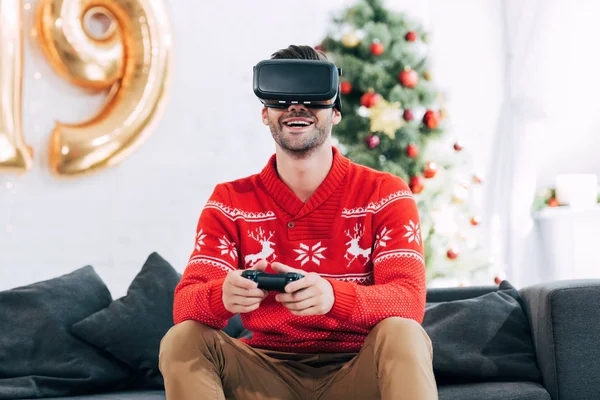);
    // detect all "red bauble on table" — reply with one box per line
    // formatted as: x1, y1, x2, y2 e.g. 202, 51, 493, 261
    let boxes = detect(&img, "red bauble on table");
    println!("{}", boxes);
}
446, 248, 460, 260
398, 68, 419, 88
470, 216, 481, 226
409, 175, 425, 194
453, 141, 464, 151
365, 134, 380, 149
405, 31, 418, 42
370, 42, 384, 56
403, 109, 414, 121
423, 110, 440, 129
360, 92, 381, 108
406, 143, 419, 158
424, 161, 438, 178
340, 81, 352, 95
